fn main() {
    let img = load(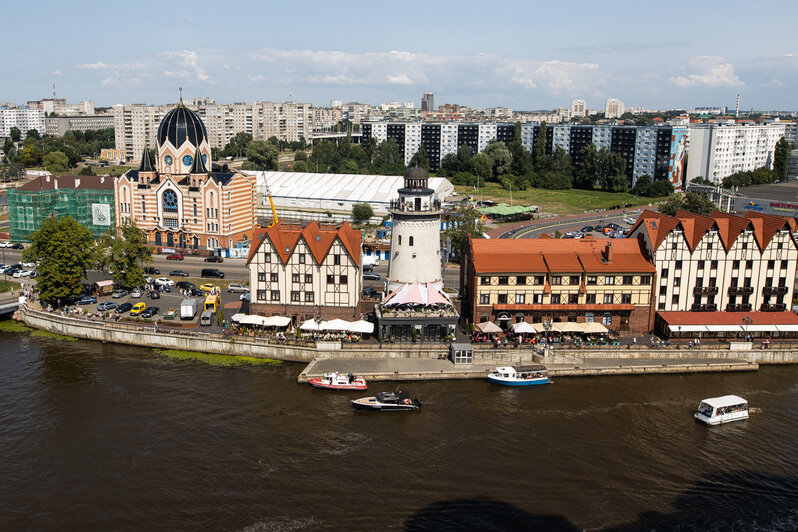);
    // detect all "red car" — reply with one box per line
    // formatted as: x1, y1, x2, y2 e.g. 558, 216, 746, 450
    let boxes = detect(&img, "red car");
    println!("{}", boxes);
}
204, 256, 224, 263
166, 253, 184, 260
